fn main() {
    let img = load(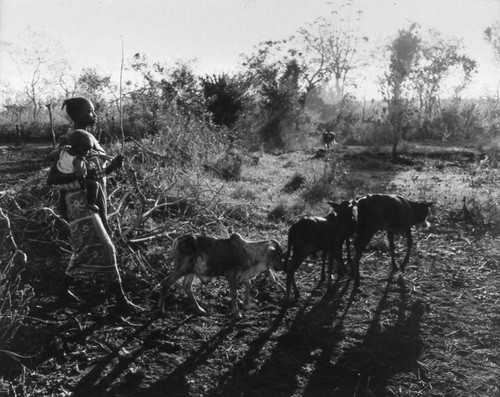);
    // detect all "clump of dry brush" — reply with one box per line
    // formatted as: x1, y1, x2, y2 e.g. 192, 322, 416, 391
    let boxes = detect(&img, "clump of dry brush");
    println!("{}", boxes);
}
0, 201, 35, 364
0, 171, 69, 365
